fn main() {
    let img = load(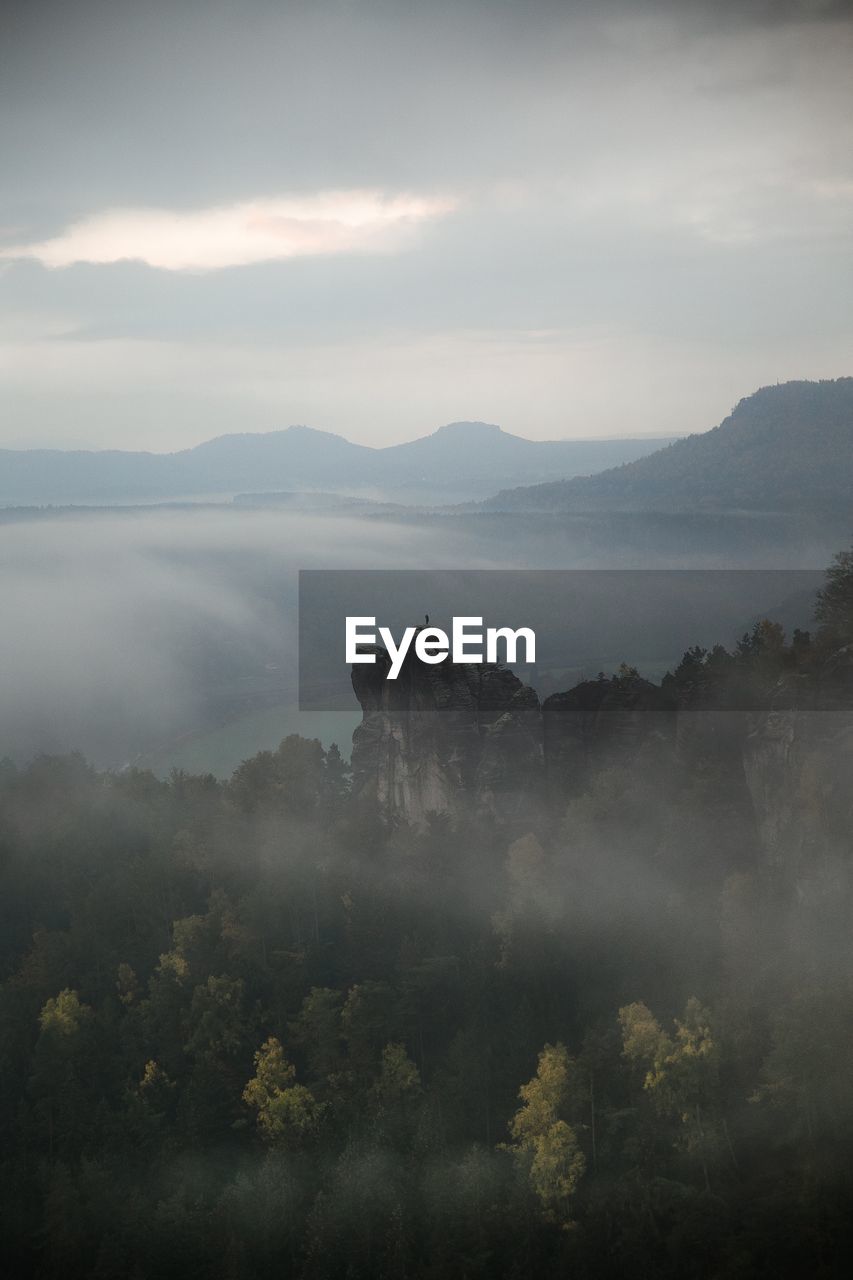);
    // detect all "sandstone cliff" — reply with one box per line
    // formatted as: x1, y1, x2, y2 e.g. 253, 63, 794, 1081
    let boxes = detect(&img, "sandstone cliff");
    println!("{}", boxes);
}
543, 674, 677, 793
350, 651, 853, 921
350, 650, 679, 826
740, 647, 853, 893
